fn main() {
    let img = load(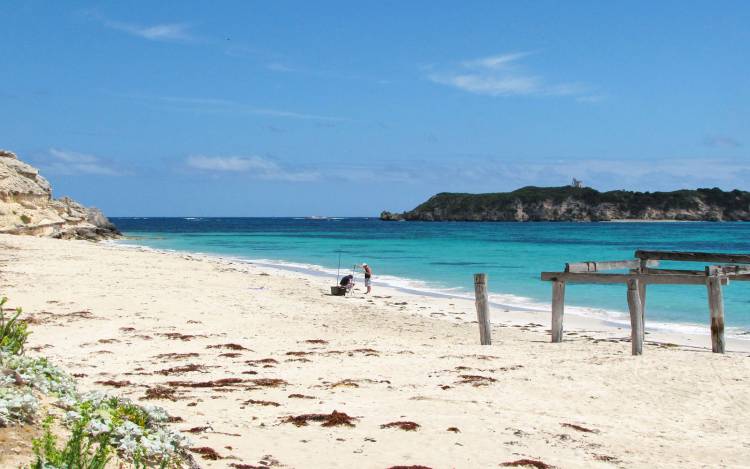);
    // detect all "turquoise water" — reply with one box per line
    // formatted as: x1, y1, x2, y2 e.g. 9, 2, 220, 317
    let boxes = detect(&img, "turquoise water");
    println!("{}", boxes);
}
112, 218, 750, 336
